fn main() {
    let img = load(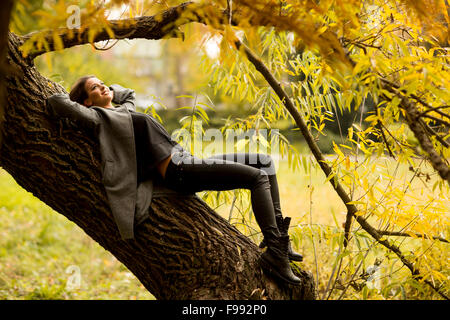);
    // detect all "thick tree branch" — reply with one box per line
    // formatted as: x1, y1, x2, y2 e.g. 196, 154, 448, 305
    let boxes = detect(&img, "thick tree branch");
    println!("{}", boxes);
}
0, 0, 15, 150
19, 1, 270, 61
22, 1, 204, 60
376, 230, 449, 243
